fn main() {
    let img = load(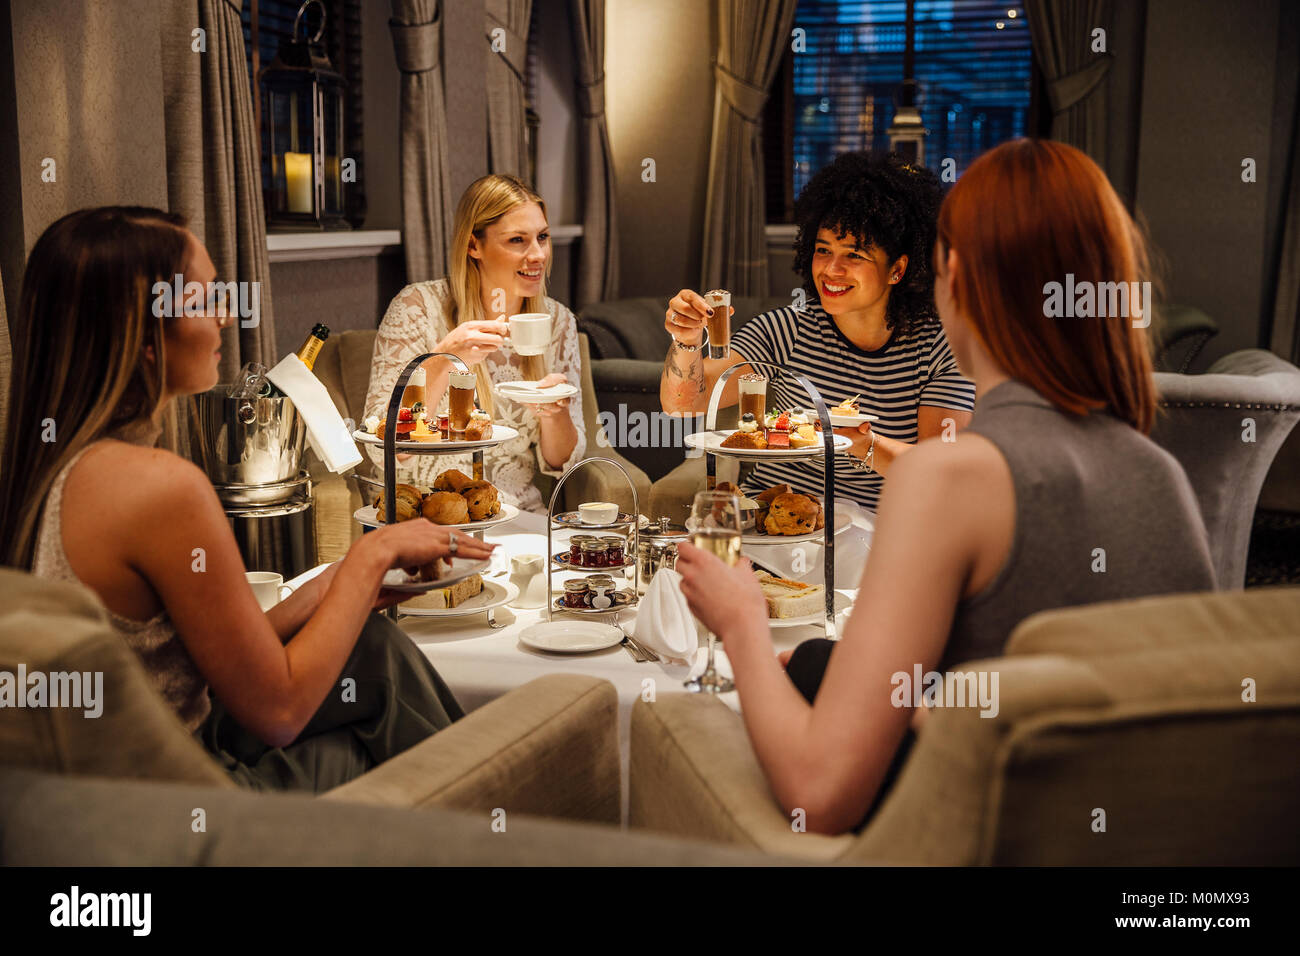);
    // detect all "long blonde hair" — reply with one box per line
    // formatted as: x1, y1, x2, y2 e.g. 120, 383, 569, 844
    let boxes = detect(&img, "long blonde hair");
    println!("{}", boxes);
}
447, 175, 553, 416
0, 206, 190, 569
